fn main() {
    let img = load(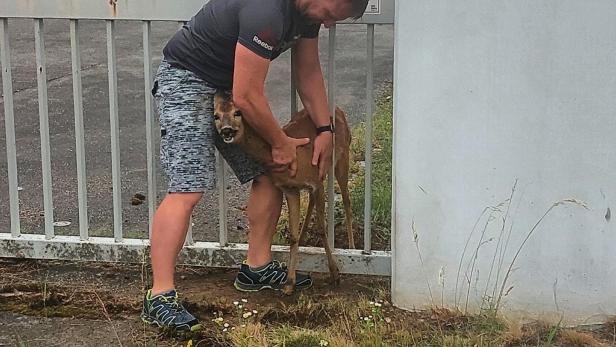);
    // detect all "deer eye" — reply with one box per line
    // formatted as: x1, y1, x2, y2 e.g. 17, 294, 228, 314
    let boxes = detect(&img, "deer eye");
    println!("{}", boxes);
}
234, 111, 242, 117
